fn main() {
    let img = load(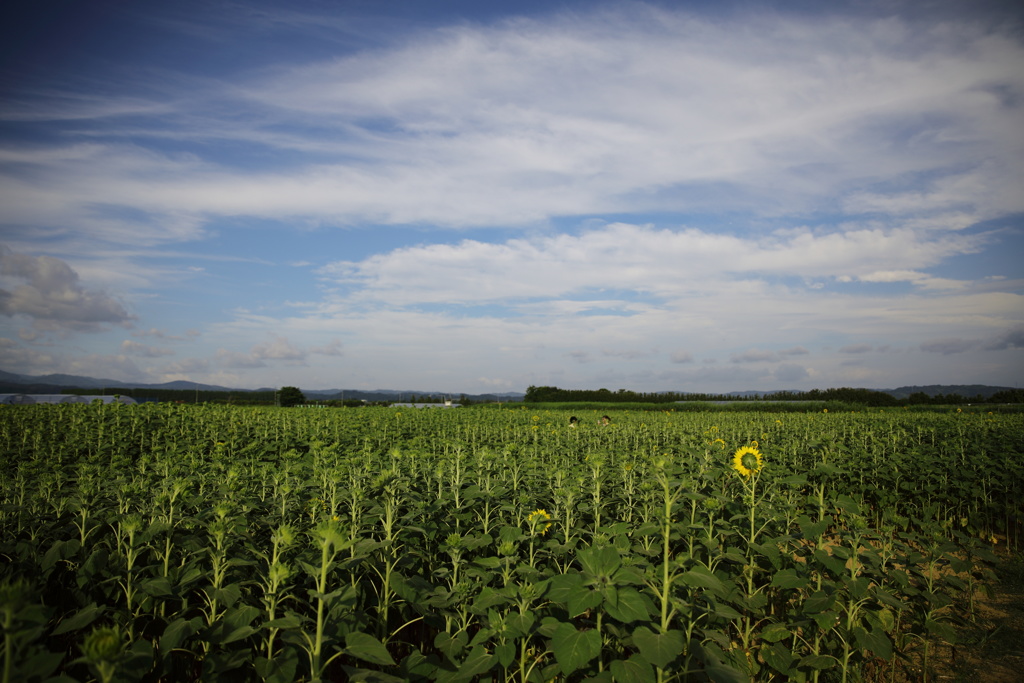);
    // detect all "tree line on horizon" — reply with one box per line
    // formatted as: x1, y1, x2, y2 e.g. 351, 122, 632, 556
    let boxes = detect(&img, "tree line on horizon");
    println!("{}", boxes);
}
59, 386, 470, 407
30, 384, 1024, 407
524, 385, 1024, 406
61, 387, 279, 405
